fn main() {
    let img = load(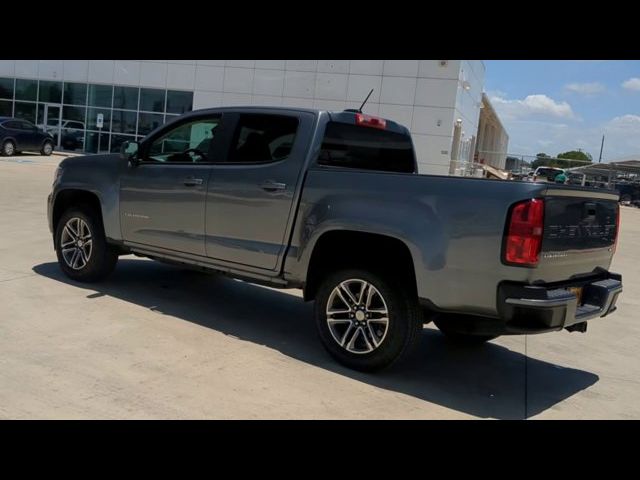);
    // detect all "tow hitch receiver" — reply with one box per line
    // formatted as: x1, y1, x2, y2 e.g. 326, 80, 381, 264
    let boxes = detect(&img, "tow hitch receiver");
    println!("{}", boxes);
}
565, 321, 588, 333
